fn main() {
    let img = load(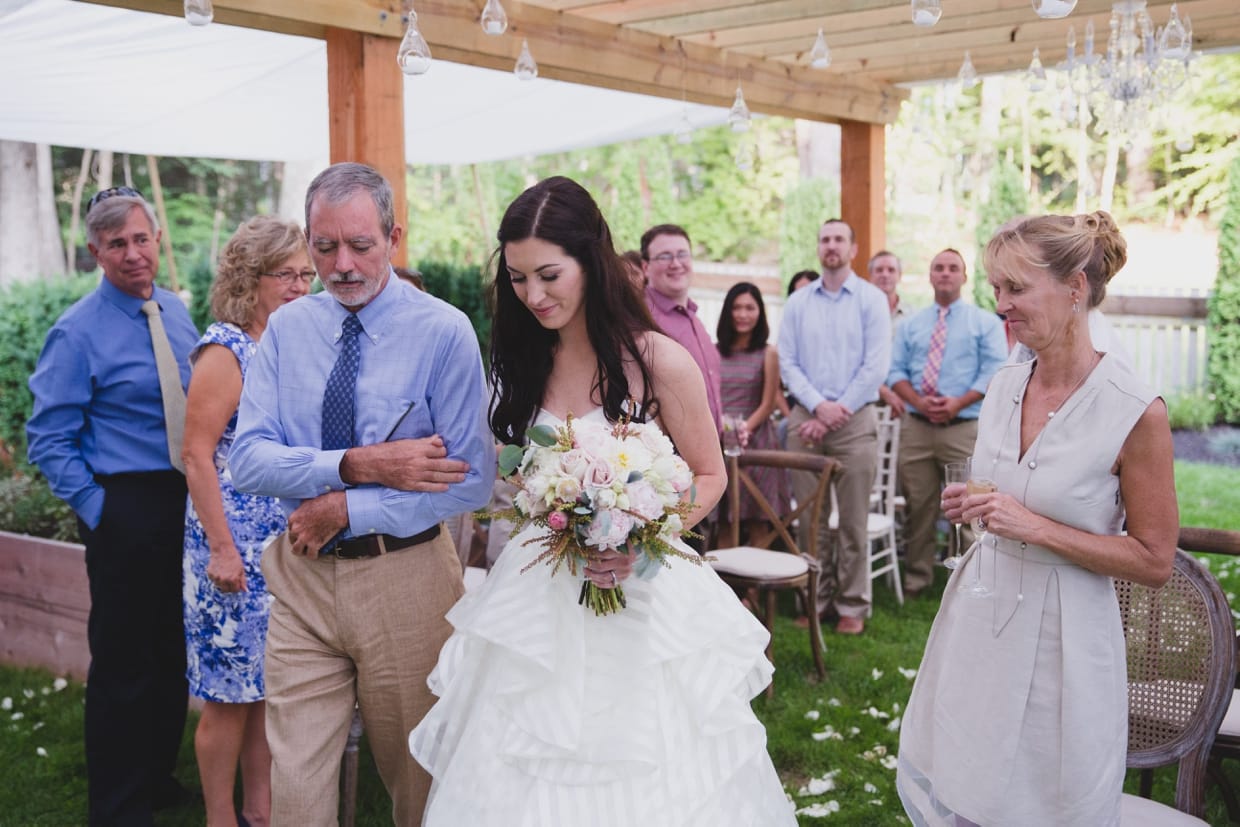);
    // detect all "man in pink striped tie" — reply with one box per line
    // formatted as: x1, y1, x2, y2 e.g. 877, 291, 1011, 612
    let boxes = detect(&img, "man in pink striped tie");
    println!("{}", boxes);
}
886, 249, 1008, 597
